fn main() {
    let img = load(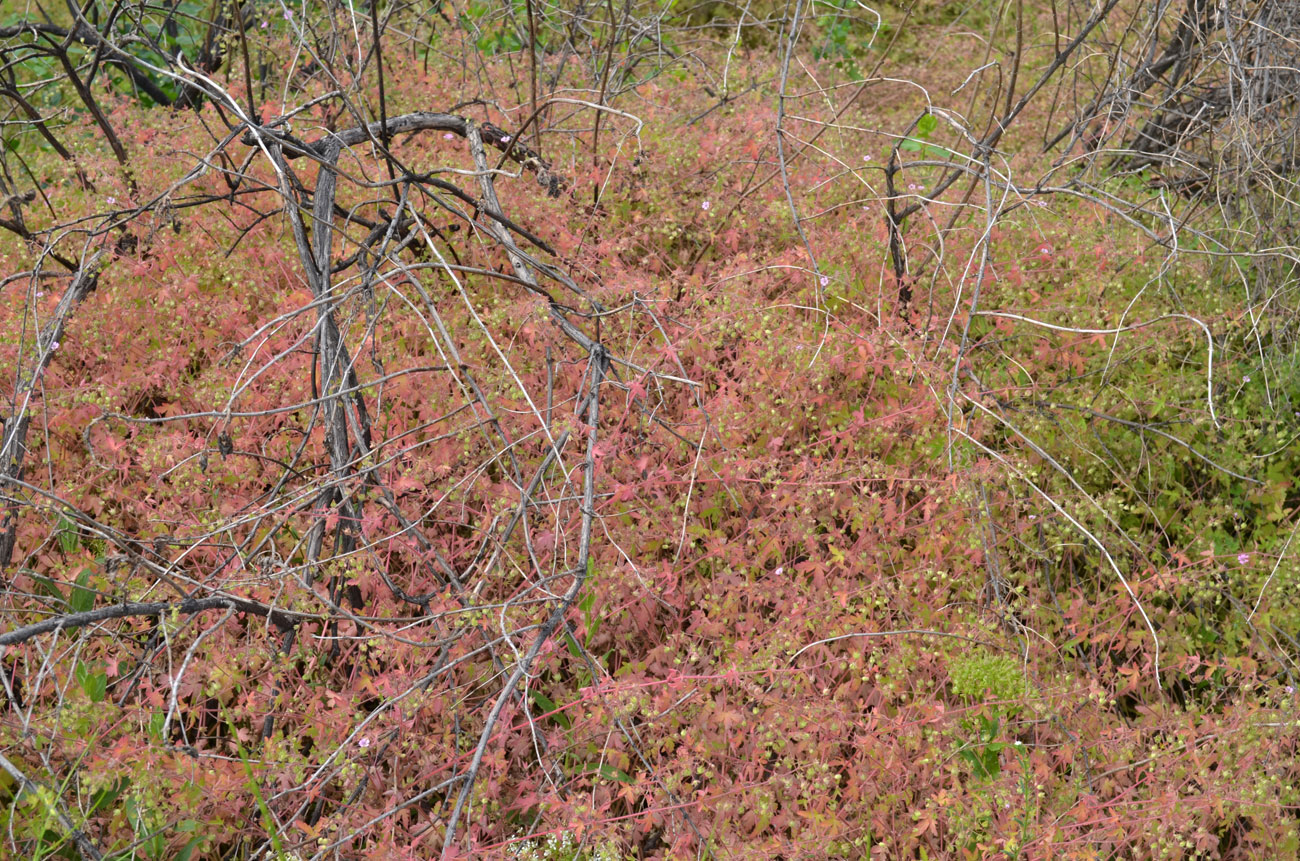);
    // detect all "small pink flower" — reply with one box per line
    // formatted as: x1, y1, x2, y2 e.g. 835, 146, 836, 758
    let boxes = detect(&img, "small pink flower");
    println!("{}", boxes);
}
500, 135, 511, 143
50, 341, 59, 350
282, 8, 292, 20
1237, 553, 1250, 565
819, 275, 829, 287
774, 566, 784, 577
1287, 685, 1295, 694
701, 200, 711, 211
1037, 244, 1052, 256
358, 737, 371, 748
35, 291, 43, 298
443, 133, 454, 140
907, 183, 917, 191
261, 20, 268, 28
106, 196, 116, 205
862, 155, 871, 162
1243, 374, 1251, 382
